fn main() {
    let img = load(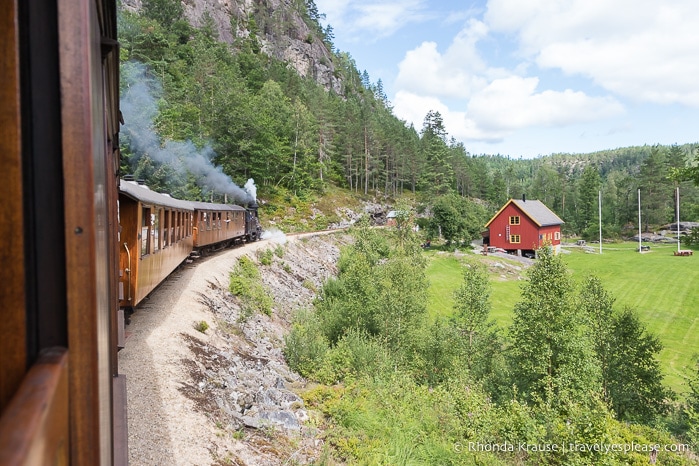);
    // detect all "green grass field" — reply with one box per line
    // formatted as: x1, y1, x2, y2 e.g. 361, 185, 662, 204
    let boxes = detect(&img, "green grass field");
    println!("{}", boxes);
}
425, 243, 699, 393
